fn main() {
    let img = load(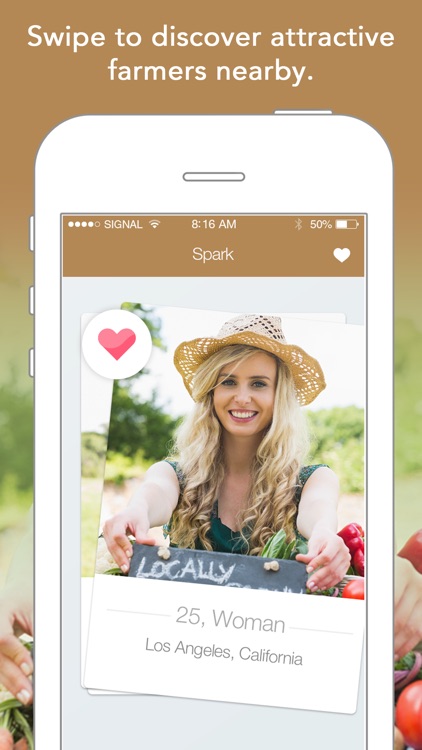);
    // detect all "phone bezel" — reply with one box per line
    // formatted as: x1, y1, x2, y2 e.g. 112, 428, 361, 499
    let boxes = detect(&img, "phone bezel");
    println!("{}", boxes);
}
34, 113, 393, 749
